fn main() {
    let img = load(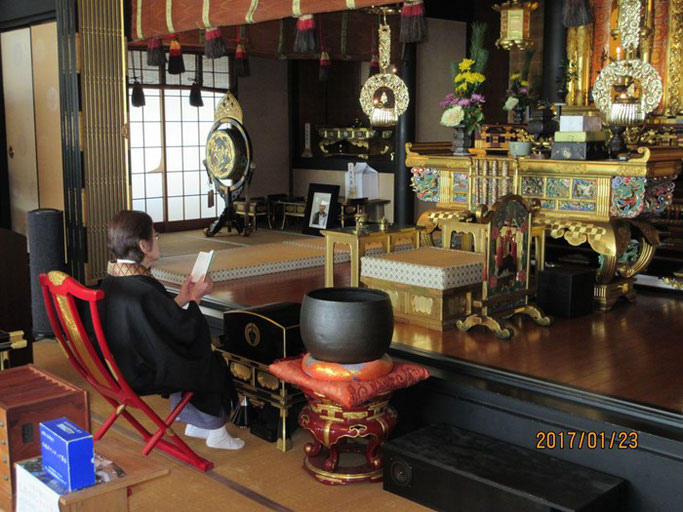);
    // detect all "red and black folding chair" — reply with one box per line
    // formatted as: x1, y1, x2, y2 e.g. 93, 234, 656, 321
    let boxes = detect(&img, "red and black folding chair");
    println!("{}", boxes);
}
40, 271, 213, 471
